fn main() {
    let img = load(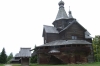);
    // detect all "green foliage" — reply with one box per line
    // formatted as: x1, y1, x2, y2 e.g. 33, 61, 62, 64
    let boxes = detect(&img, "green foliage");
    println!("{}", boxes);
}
7, 52, 13, 63
30, 45, 37, 63
93, 35, 100, 62
0, 48, 7, 64
30, 55, 37, 63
